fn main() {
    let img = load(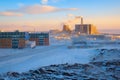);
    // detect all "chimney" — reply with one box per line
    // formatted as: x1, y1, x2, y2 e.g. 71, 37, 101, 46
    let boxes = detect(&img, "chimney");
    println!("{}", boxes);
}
81, 17, 83, 25
75, 16, 83, 25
